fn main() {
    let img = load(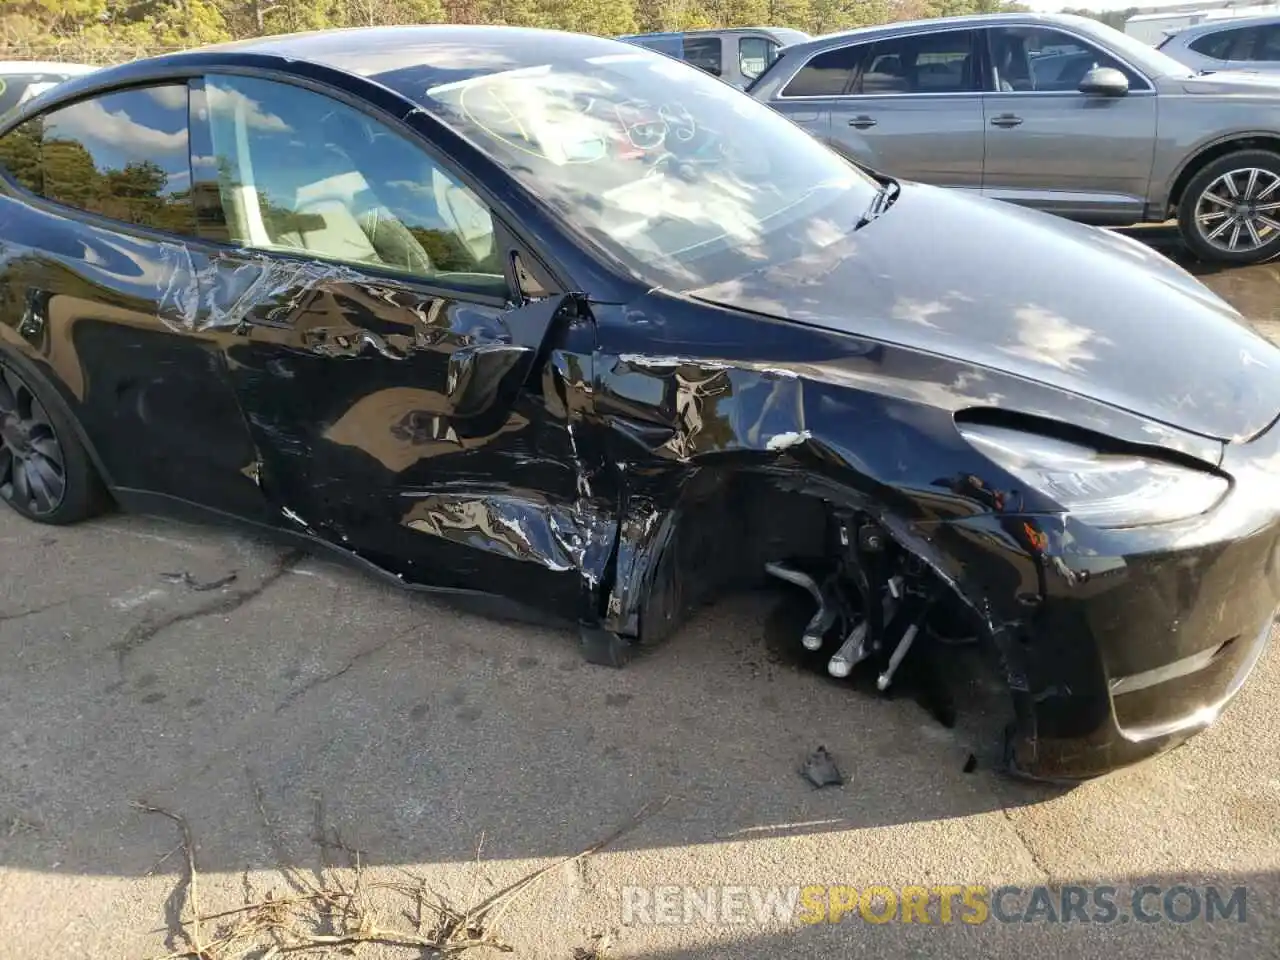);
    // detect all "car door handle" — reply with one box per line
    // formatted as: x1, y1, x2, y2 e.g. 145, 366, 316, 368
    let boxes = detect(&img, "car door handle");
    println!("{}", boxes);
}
990, 114, 1023, 128
848, 115, 877, 129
